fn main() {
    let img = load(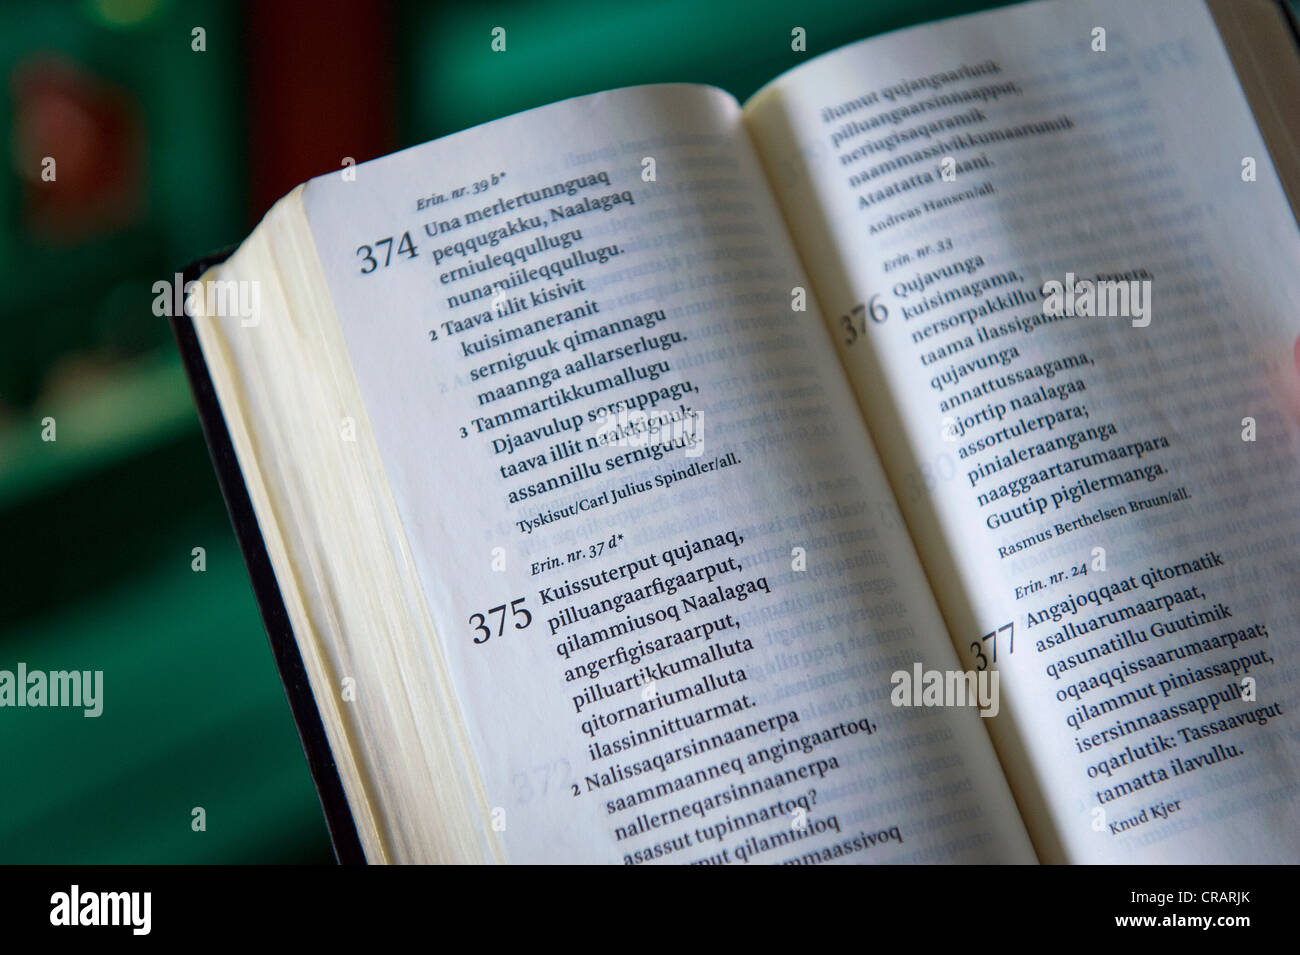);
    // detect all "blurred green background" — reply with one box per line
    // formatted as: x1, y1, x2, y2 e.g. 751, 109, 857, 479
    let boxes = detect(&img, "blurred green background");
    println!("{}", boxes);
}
3, 0, 1293, 863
